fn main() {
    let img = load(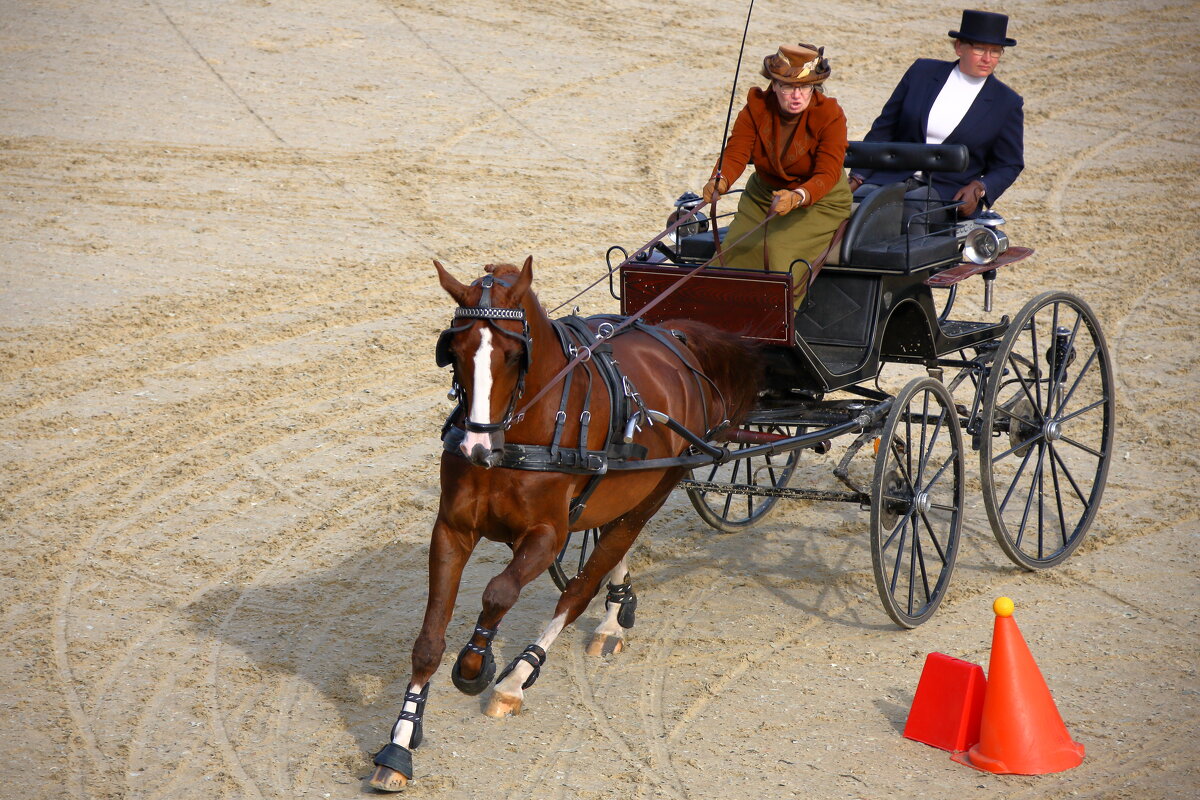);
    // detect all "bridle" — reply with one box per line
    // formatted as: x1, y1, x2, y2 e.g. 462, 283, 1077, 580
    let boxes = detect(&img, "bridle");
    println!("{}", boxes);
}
435, 274, 532, 436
